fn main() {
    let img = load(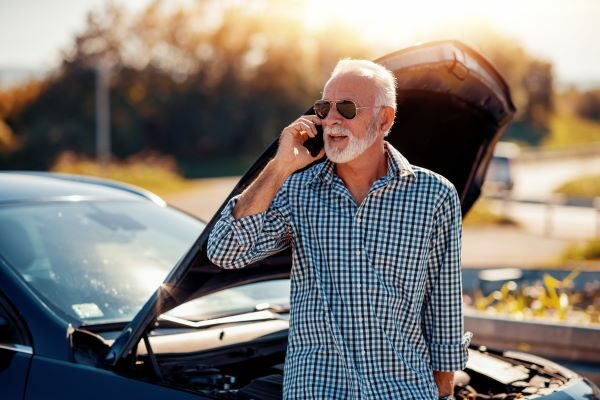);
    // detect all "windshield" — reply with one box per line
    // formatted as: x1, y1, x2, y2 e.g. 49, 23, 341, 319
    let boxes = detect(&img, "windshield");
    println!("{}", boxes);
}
166, 279, 291, 322
0, 200, 204, 324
